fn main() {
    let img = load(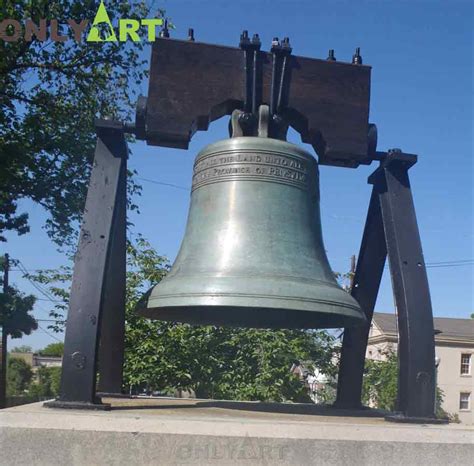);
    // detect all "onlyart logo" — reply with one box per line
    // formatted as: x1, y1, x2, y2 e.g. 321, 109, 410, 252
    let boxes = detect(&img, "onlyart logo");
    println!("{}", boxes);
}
0, 1, 164, 43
